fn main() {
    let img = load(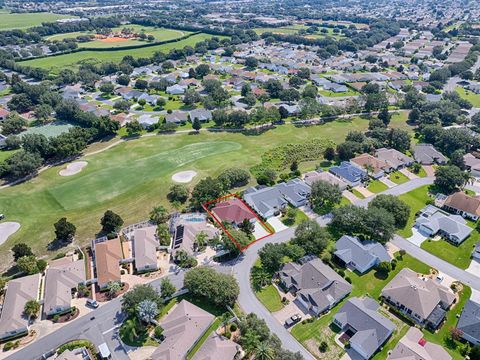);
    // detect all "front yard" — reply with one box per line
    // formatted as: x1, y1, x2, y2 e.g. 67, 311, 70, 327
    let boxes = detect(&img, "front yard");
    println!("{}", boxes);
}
421, 223, 478, 270
255, 284, 284, 312
397, 185, 431, 237
389, 171, 409, 185
367, 180, 389, 193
